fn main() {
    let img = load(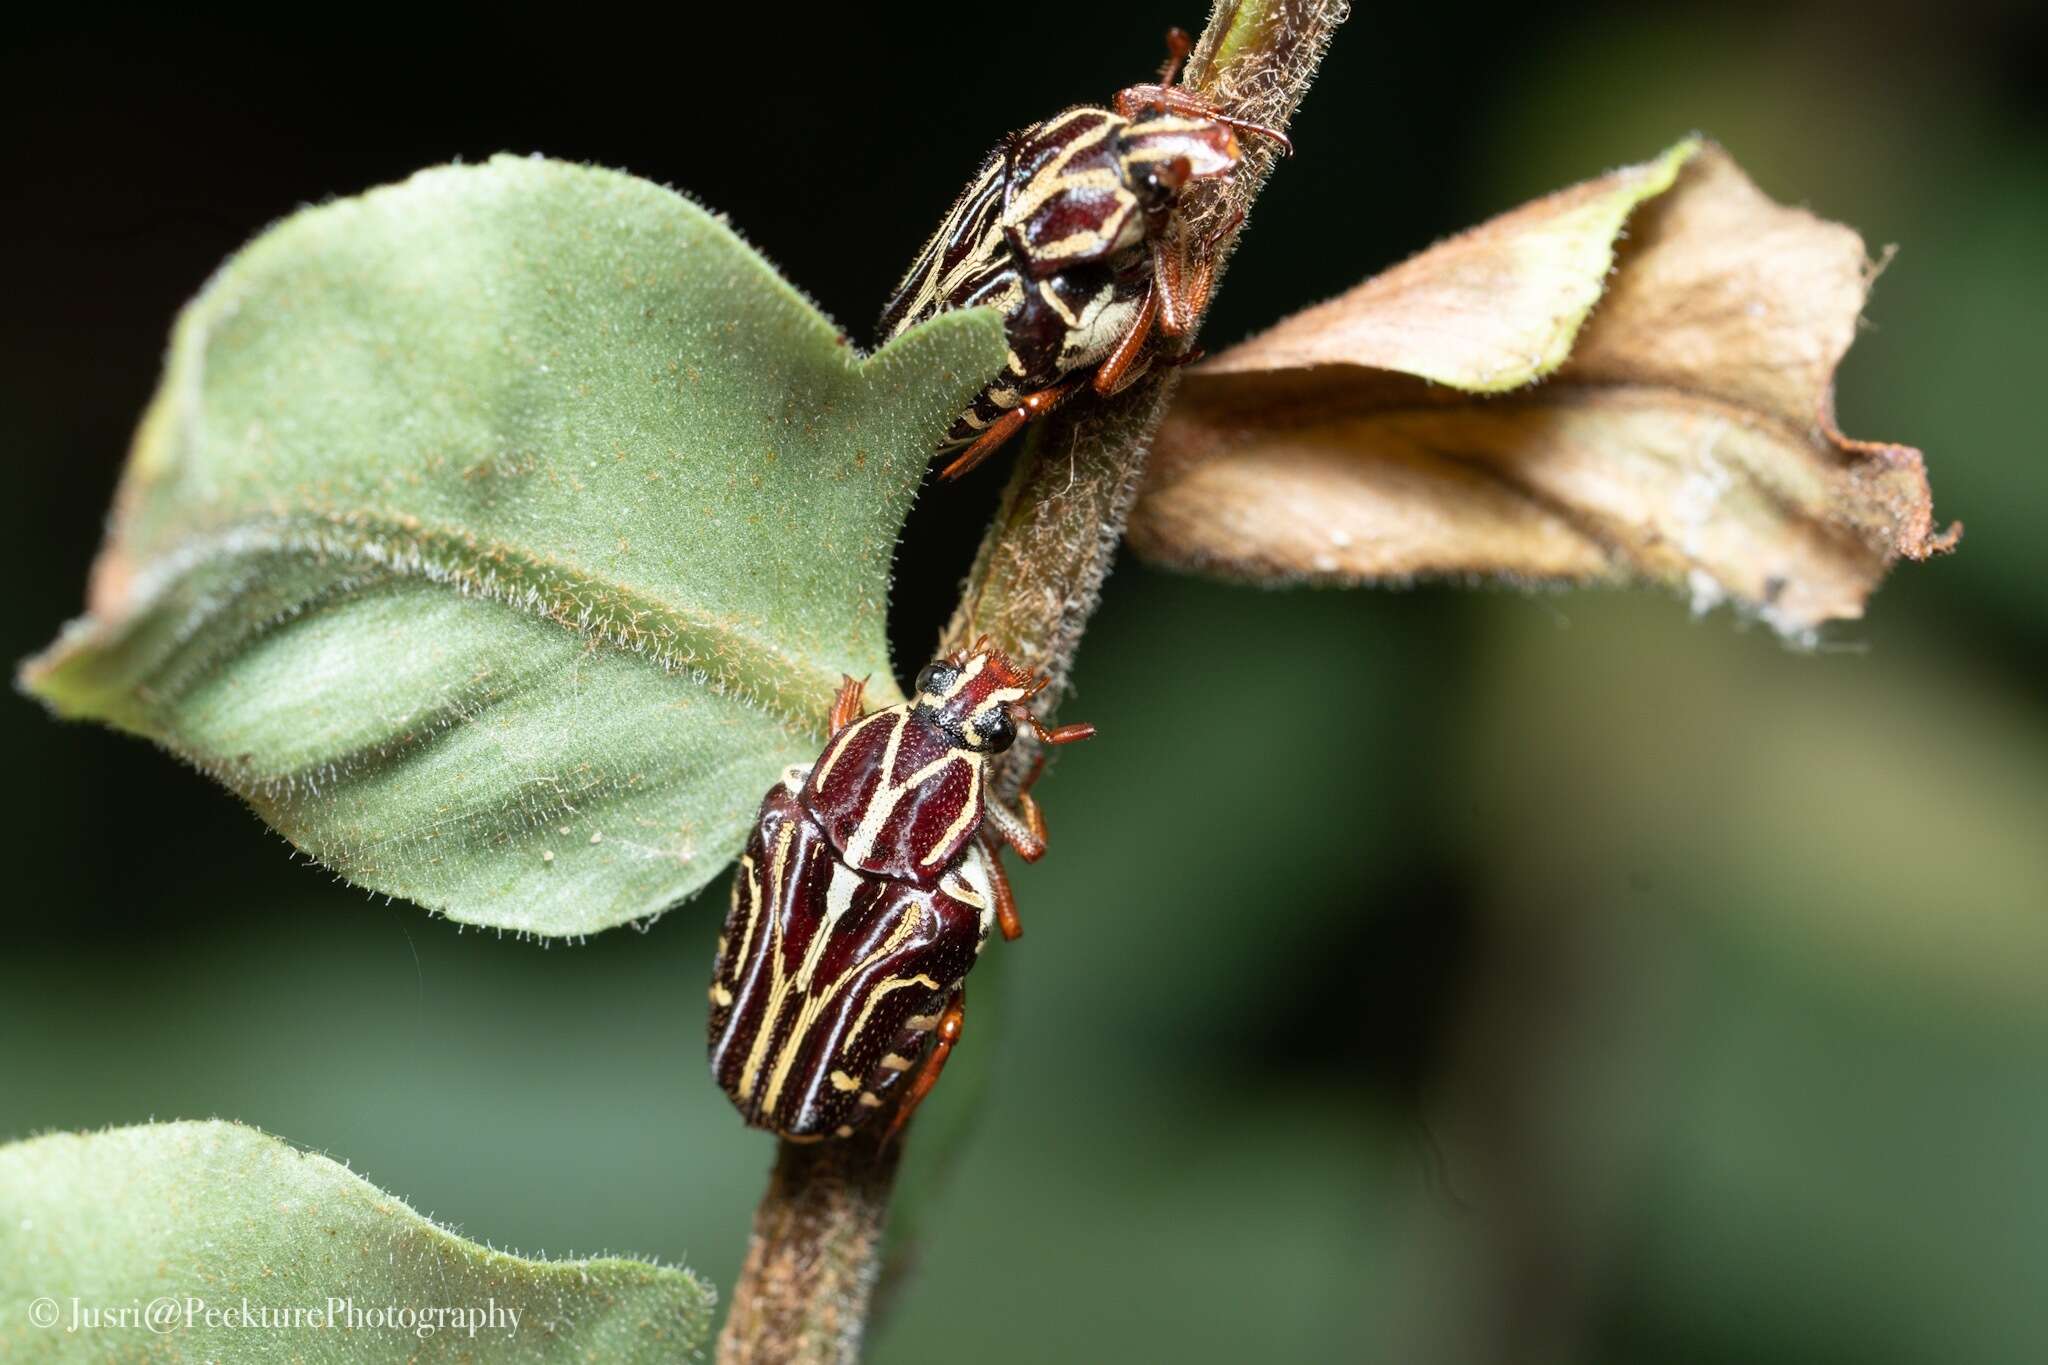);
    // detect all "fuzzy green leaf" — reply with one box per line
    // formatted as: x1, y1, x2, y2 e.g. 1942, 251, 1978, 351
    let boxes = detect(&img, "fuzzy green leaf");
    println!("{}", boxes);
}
20, 156, 1004, 934
0, 1120, 714, 1361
